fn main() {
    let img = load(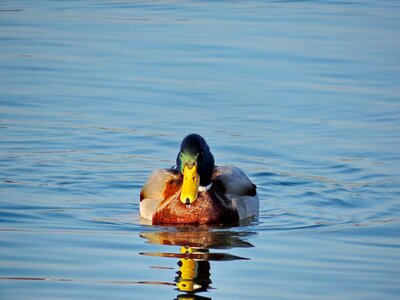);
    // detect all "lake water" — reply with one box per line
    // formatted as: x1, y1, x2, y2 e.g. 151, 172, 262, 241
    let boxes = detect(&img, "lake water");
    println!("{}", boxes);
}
1, 0, 400, 299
